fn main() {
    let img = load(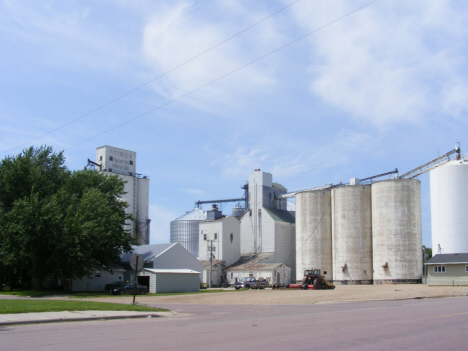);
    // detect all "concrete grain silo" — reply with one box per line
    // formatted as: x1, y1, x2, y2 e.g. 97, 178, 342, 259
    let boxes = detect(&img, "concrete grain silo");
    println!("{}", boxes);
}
170, 208, 207, 258
431, 160, 468, 254
332, 184, 373, 284
295, 190, 333, 281
371, 179, 422, 283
